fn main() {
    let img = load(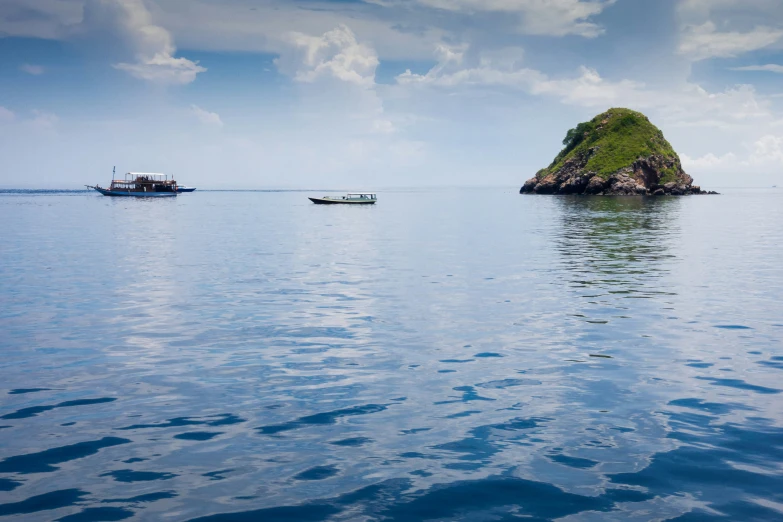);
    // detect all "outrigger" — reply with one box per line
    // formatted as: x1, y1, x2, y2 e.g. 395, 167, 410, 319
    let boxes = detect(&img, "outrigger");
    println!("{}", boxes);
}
86, 167, 178, 197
